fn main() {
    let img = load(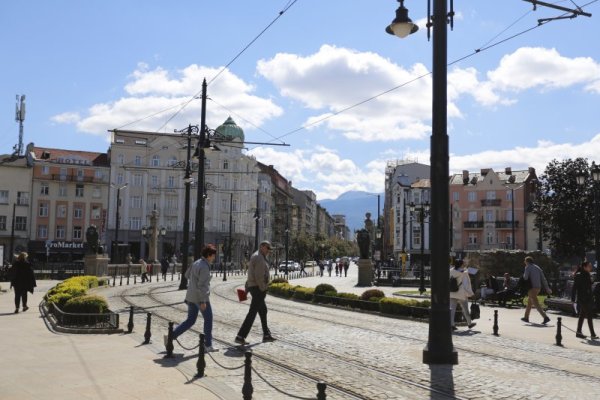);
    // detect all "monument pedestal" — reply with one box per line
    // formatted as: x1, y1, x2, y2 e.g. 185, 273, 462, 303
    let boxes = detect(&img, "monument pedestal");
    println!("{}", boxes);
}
357, 258, 373, 286
84, 254, 109, 277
